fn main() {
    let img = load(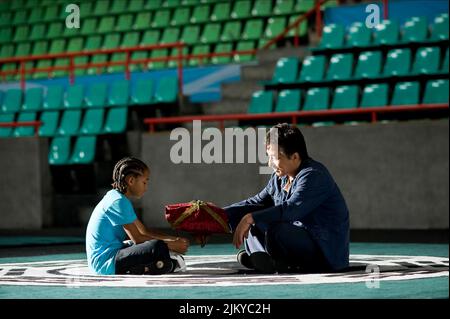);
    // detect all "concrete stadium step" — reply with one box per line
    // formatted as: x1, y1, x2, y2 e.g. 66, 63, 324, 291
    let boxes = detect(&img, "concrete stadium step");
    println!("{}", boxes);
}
221, 81, 263, 100
202, 99, 249, 115
240, 62, 277, 81
256, 46, 311, 64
